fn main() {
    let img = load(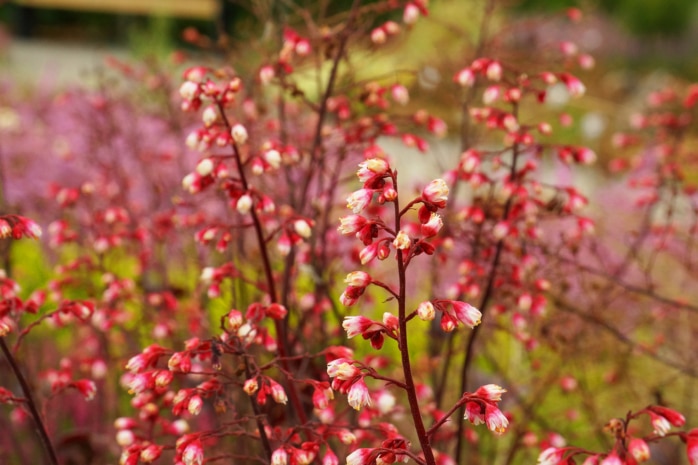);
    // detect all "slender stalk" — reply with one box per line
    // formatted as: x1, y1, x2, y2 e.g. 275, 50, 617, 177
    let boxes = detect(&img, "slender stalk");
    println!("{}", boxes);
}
393, 187, 436, 465
454, 103, 520, 462
217, 104, 308, 427
296, 0, 361, 212
0, 339, 59, 465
